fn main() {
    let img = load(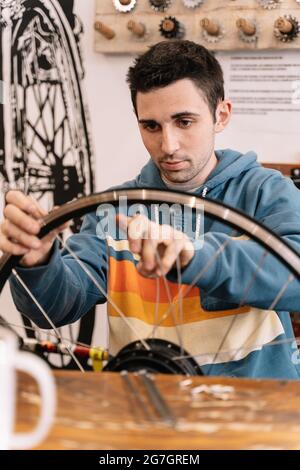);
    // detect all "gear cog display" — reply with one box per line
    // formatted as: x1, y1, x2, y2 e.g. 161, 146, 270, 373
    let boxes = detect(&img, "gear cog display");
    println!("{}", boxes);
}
149, 0, 172, 12
274, 15, 300, 42
258, 0, 281, 10
182, 0, 203, 8
237, 19, 259, 44
201, 18, 225, 44
159, 16, 185, 39
112, 0, 137, 13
